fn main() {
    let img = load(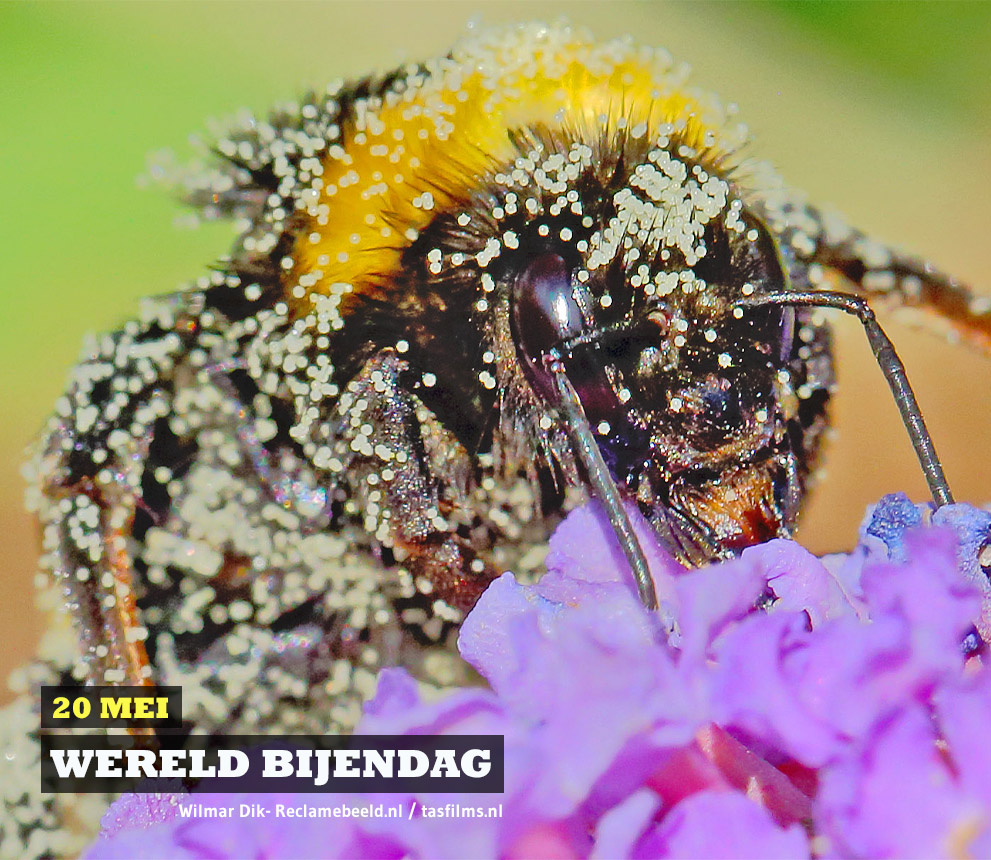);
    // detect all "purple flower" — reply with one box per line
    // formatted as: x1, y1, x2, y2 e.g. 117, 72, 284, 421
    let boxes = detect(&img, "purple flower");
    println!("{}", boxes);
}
87, 793, 389, 860
85, 494, 991, 859
639, 790, 809, 860
97, 791, 186, 839
816, 706, 980, 859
